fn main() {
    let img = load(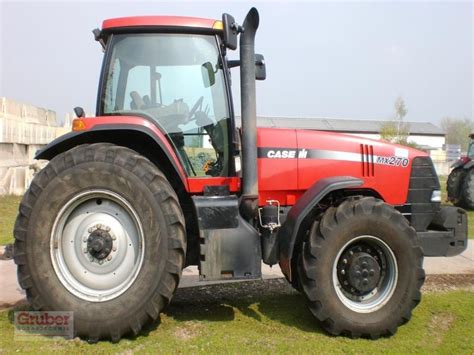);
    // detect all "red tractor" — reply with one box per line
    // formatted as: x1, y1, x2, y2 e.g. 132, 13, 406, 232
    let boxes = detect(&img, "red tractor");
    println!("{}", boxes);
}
14, 8, 467, 341
447, 134, 474, 209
